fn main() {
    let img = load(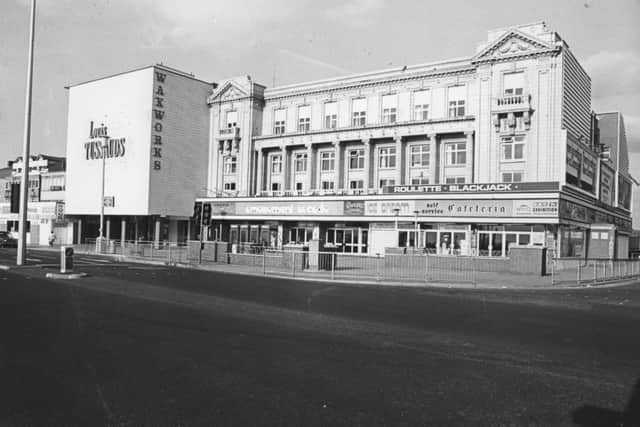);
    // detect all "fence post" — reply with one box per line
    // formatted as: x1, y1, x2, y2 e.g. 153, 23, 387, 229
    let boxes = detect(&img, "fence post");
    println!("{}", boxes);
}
471, 256, 477, 288
331, 252, 335, 281
150, 243, 154, 260
551, 258, 555, 286
291, 252, 296, 277
577, 260, 582, 286
262, 250, 267, 275
424, 254, 429, 284
593, 261, 597, 284
169, 245, 172, 264
376, 254, 381, 282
